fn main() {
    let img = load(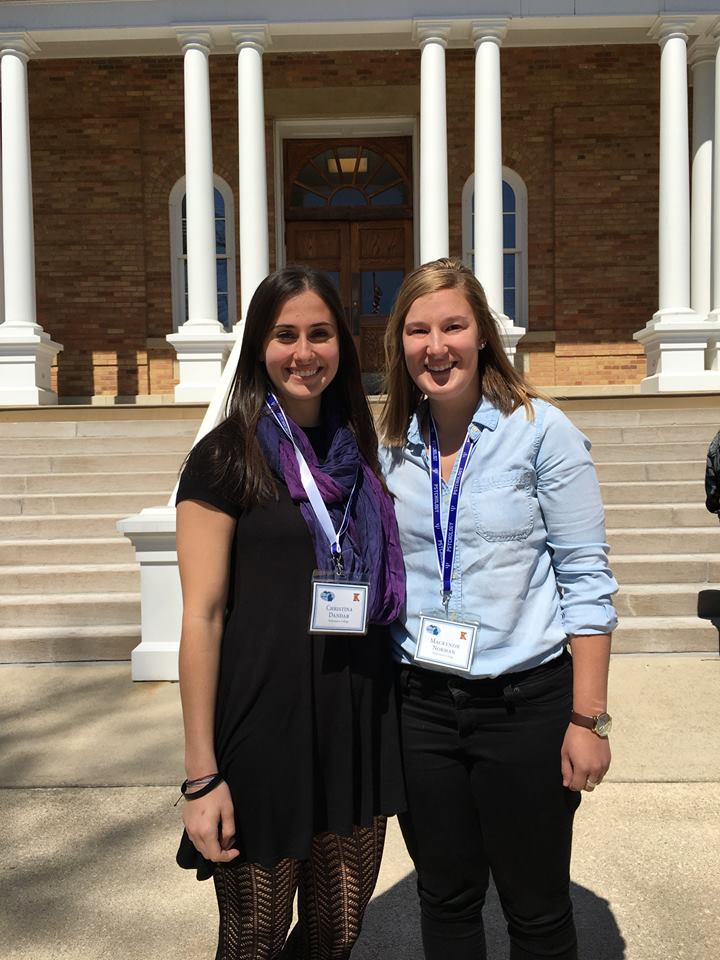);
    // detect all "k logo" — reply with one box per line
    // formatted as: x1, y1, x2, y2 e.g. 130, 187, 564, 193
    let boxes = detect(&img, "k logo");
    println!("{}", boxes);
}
460, 631, 467, 641
353, 593, 360, 602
